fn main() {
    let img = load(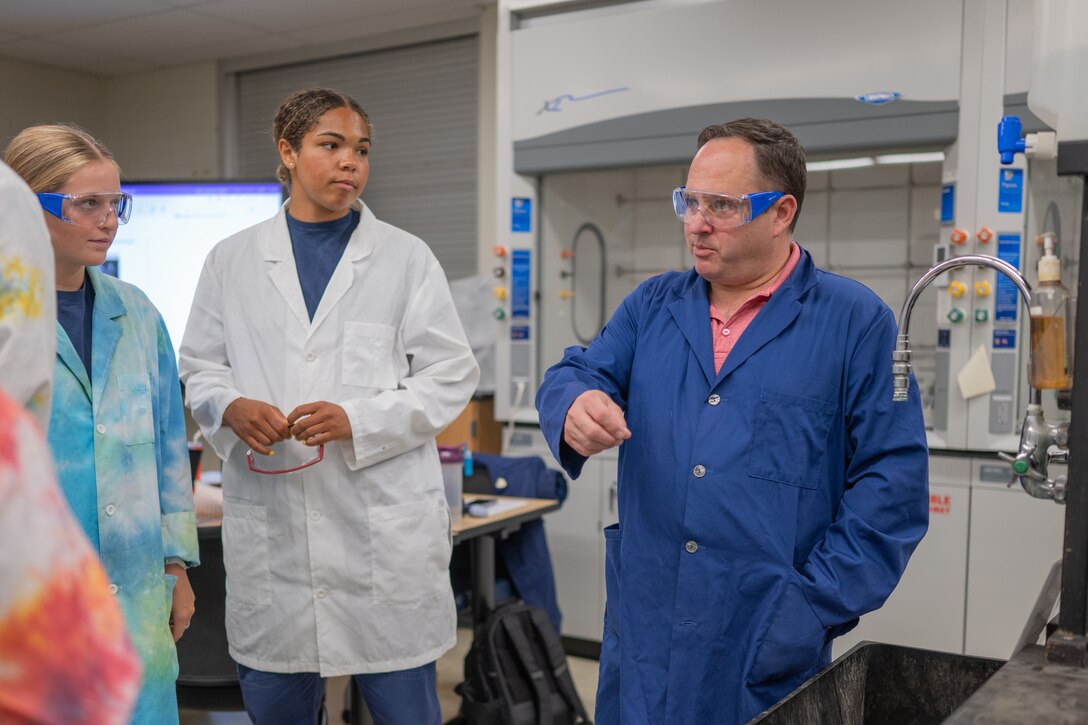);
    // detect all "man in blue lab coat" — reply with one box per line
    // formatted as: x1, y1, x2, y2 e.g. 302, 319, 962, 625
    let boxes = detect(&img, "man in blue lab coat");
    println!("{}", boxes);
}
535, 118, 929, 724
